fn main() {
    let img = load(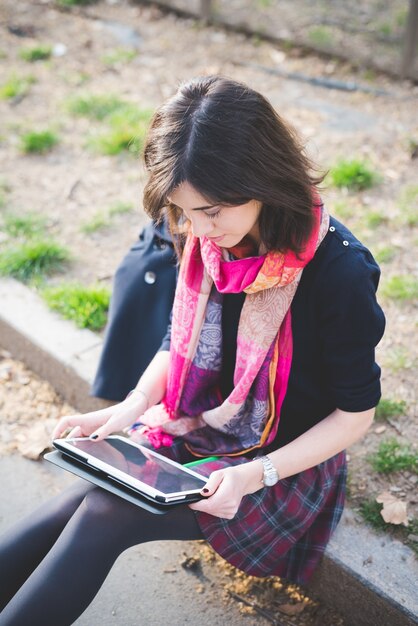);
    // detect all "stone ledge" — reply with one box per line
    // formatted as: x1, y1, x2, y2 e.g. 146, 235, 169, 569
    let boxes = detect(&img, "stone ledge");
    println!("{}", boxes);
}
310, 508, 417, 625
0, 278, 107, 412
0, 277, 416, 626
